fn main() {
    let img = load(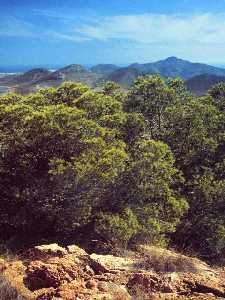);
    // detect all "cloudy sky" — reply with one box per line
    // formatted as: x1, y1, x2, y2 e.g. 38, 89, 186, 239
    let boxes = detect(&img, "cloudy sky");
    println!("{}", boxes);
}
1, 0, 225, 66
